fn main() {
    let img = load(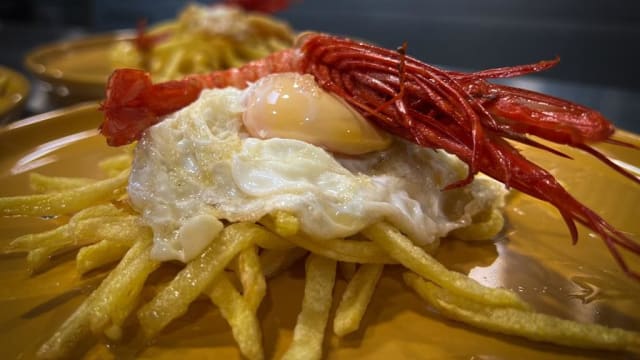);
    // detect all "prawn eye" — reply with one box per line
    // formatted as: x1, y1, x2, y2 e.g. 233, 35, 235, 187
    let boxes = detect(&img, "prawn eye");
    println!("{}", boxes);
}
242, 72, 391, 155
